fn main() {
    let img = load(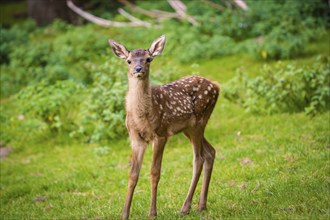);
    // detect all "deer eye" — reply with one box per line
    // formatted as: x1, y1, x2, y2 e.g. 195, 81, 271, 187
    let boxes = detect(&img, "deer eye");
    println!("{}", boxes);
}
127, 60, 131, 64
146, 57, 152, 63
